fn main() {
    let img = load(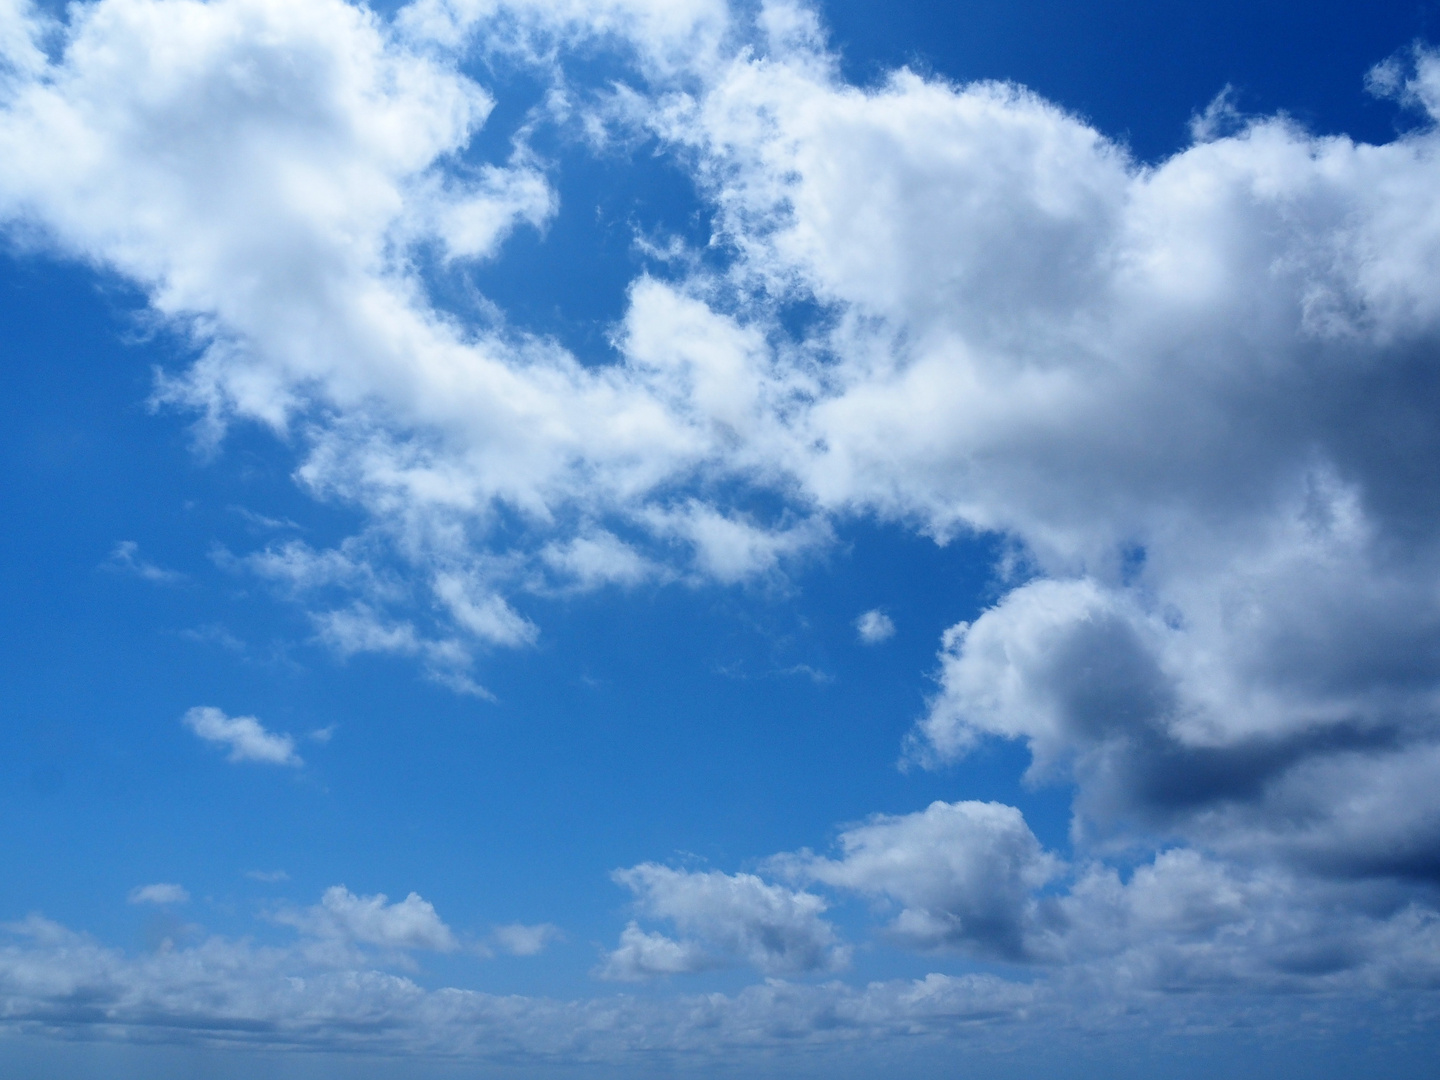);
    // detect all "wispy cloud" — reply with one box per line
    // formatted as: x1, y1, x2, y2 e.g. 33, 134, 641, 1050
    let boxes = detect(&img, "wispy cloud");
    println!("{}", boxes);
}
102, 541, 184, 584
490, 922, 562, 956
127, 883, 189, 906
183, 707, 302, 767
